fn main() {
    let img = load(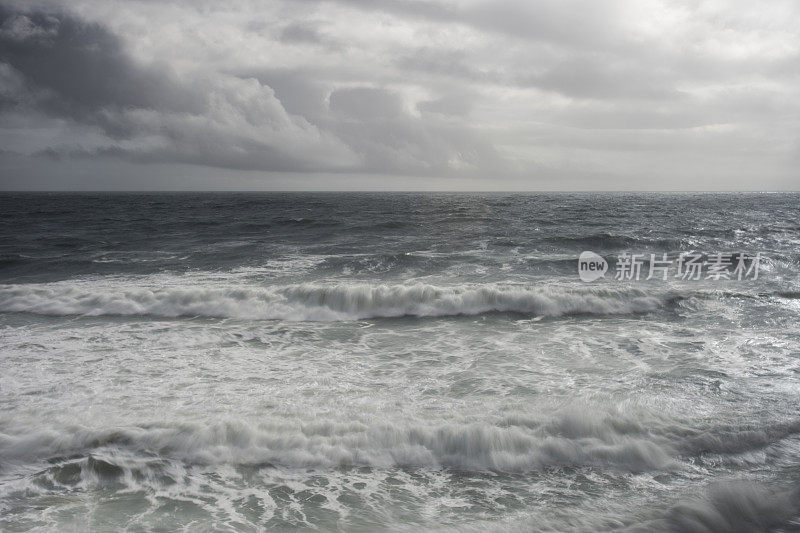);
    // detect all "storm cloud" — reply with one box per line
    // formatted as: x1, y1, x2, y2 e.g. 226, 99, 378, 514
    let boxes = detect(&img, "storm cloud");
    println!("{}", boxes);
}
0, 0, 798, 189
